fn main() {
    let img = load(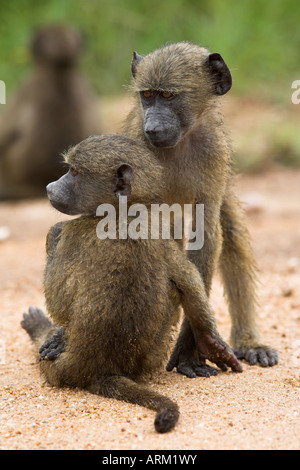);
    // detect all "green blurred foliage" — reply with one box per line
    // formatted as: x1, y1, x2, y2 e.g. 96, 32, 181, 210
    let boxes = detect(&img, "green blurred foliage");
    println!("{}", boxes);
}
1, 0, 299, 170
1, 0, 300, 100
